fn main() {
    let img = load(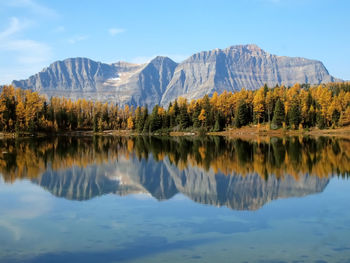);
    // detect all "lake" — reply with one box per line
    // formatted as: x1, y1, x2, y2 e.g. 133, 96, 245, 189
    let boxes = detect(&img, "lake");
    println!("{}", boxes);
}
0, 136, 350, 263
